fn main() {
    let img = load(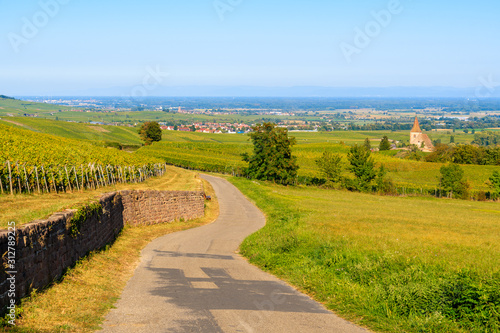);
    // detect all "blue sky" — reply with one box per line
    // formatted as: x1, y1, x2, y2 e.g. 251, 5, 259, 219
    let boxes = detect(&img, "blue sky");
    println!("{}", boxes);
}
0, 0, 499, 95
